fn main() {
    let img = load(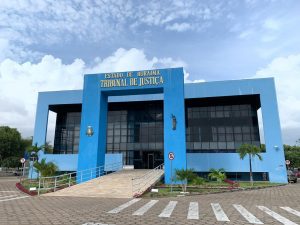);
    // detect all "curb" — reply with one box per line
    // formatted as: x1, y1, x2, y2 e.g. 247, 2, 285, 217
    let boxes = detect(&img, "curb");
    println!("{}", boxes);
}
15, 182, 37, 196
